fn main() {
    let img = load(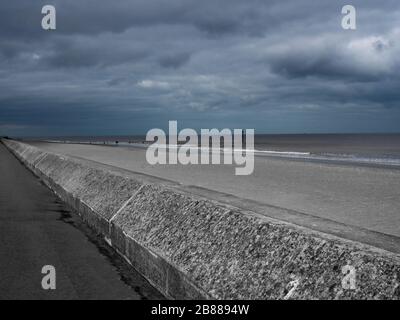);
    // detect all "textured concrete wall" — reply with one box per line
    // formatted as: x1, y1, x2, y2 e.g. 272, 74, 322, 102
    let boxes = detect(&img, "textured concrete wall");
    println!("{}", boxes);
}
2, 138, 400, 300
